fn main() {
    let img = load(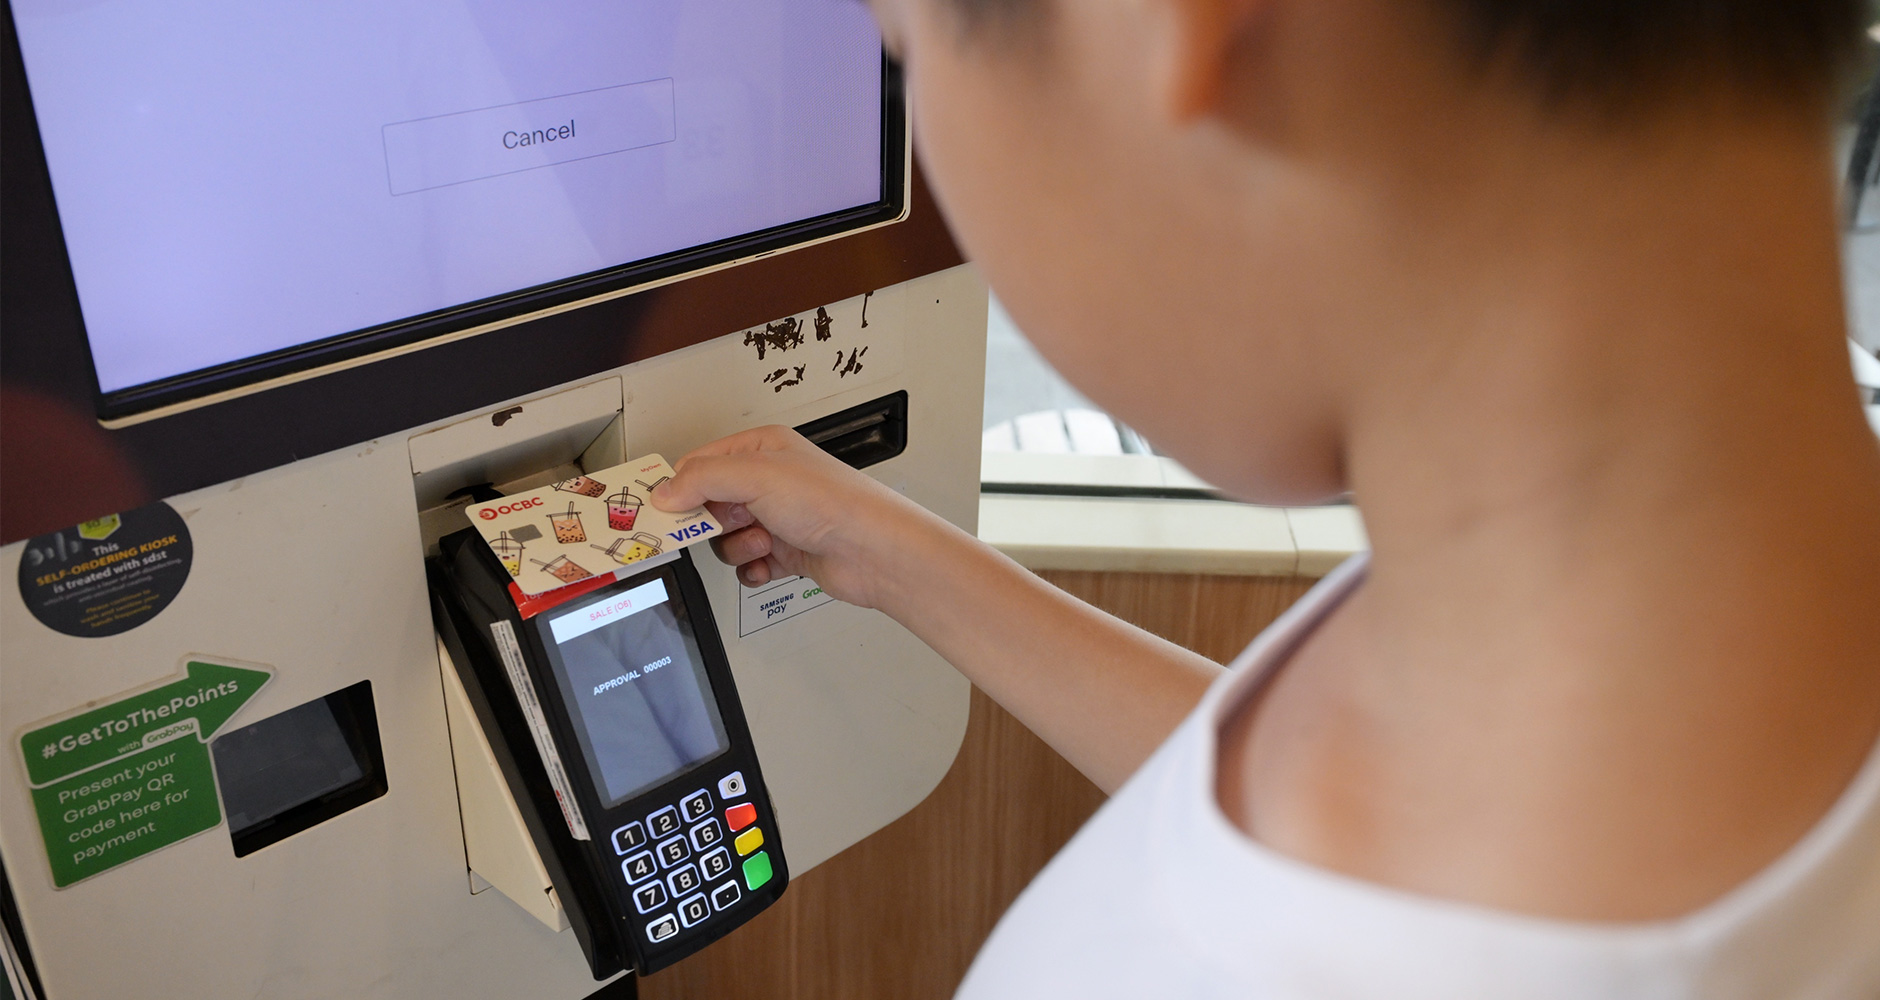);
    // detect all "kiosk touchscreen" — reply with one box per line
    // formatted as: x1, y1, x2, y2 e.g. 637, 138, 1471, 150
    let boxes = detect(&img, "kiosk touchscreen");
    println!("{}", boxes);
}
7, 0, 899, 421
431, 528, 787, 977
